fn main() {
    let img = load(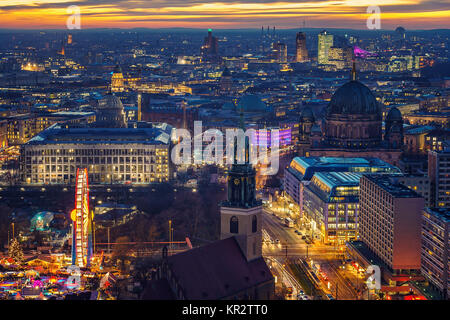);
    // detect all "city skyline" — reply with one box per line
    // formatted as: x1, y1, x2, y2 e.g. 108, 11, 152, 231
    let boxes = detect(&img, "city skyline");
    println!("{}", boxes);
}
0, 2, 448, 302
0, 0, 449, 30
